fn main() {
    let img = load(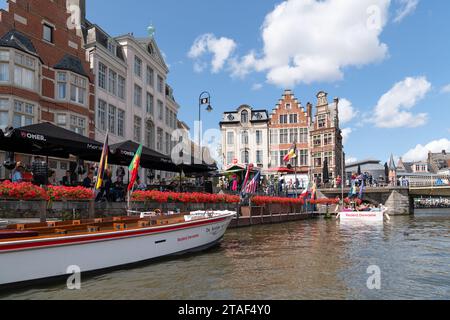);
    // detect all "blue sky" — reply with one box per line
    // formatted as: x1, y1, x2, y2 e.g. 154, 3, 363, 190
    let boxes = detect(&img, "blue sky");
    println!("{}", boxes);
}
3, 0, 449, 164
